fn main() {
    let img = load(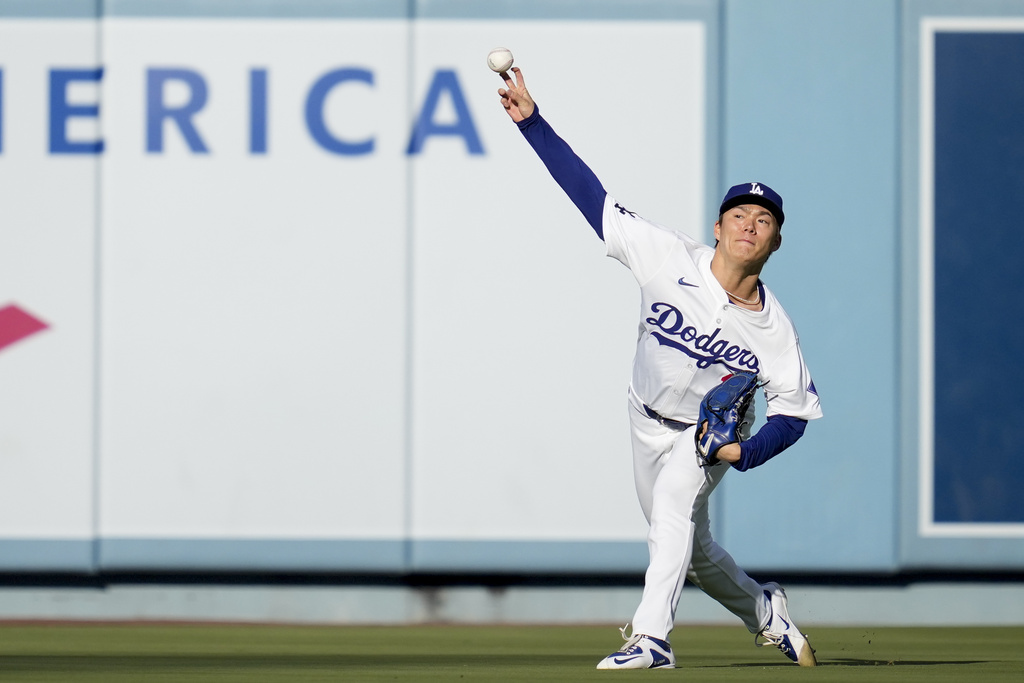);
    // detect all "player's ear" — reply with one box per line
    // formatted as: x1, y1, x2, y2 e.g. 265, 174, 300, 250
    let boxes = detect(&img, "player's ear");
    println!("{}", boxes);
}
713, 220, 721, 242
771, 230, 782, 252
